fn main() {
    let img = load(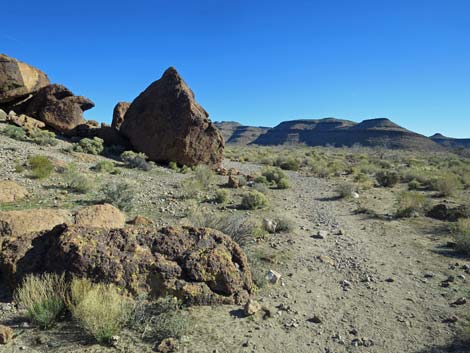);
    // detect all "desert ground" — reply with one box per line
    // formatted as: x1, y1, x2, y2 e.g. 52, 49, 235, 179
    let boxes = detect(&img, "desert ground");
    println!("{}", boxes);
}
0, 120, 469, 353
